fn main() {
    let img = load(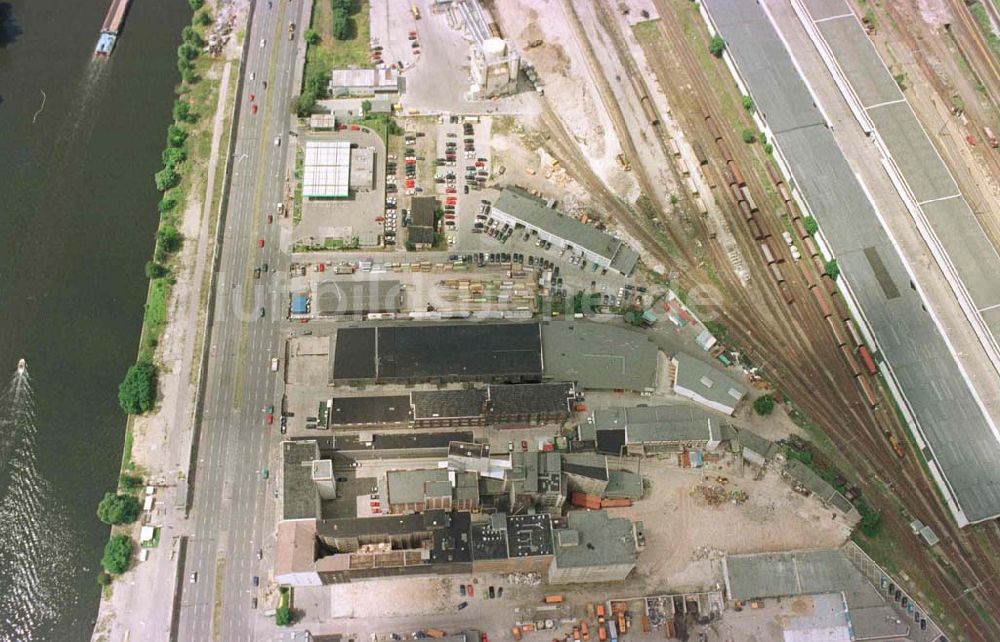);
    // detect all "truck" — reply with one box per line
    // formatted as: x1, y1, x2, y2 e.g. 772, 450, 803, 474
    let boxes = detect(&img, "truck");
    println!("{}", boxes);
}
511, 626, 522, 641
288, 21, 295, 40
271, 357, 279, 372
543, 594, 564, 604
424, 630, 446, 639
